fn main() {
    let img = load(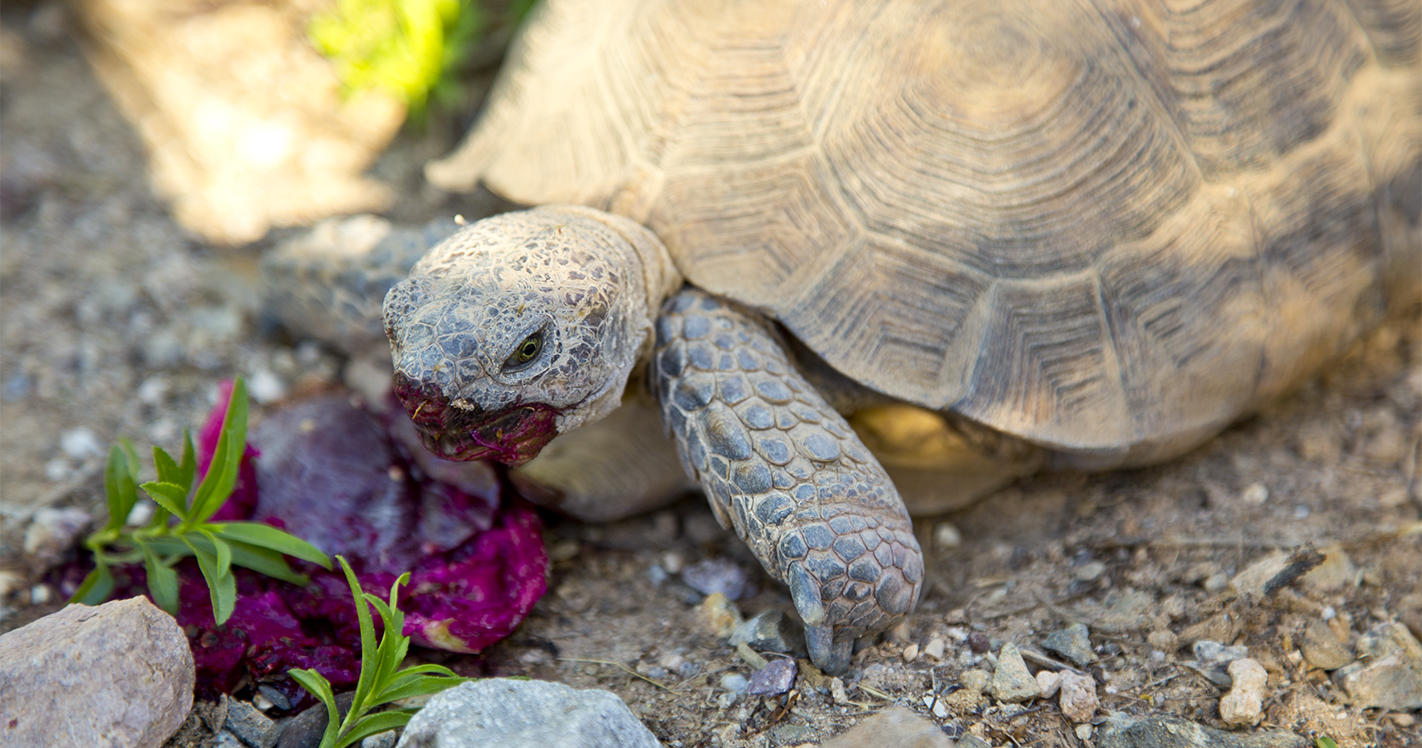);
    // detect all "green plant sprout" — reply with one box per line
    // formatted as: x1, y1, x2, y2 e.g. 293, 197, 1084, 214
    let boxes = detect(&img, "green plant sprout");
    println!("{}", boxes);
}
290, 556, 471, 748
72, 377, 331, 624
309, 0, 485, 116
